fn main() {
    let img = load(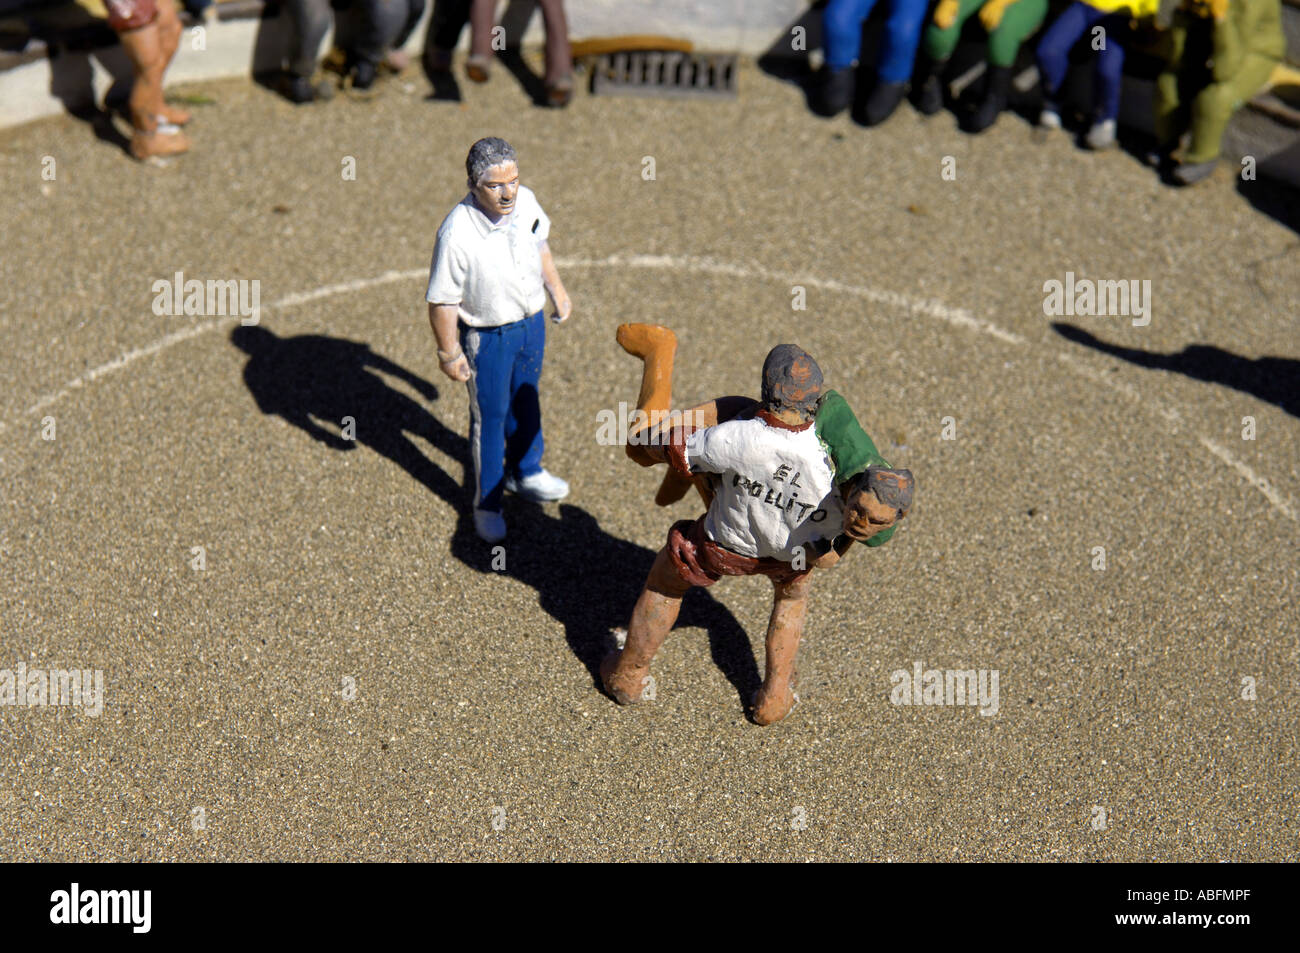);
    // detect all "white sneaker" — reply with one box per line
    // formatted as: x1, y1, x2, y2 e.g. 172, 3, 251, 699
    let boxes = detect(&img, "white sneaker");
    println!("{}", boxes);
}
1085, 118, 1116, 150
473, 509, 506, 543
504, 469, 569, 502
1039, 104, 1062, 130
